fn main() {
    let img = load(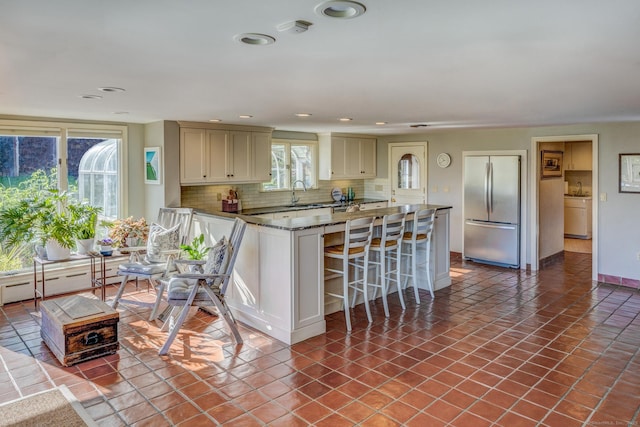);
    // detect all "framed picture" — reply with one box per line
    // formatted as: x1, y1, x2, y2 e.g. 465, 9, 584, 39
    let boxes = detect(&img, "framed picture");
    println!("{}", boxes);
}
619, 153, 640, 193
541, 150, 563, 179
144, 147, 162, 184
